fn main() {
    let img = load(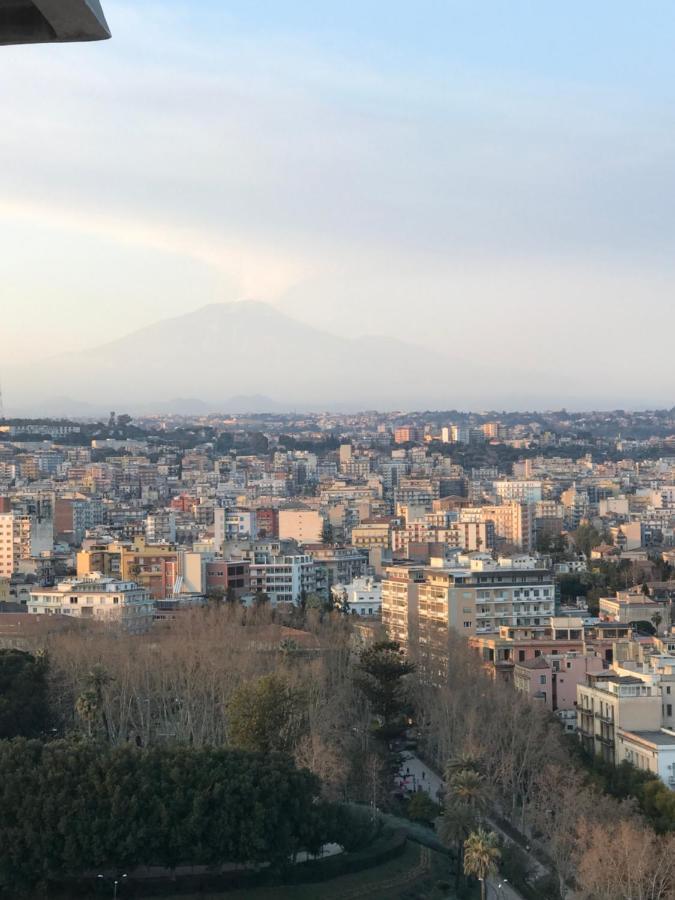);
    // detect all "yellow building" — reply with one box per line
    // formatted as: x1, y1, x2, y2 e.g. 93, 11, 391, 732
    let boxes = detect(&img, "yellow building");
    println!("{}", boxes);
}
78, 538, 178, 600
351, 519, 392, 550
